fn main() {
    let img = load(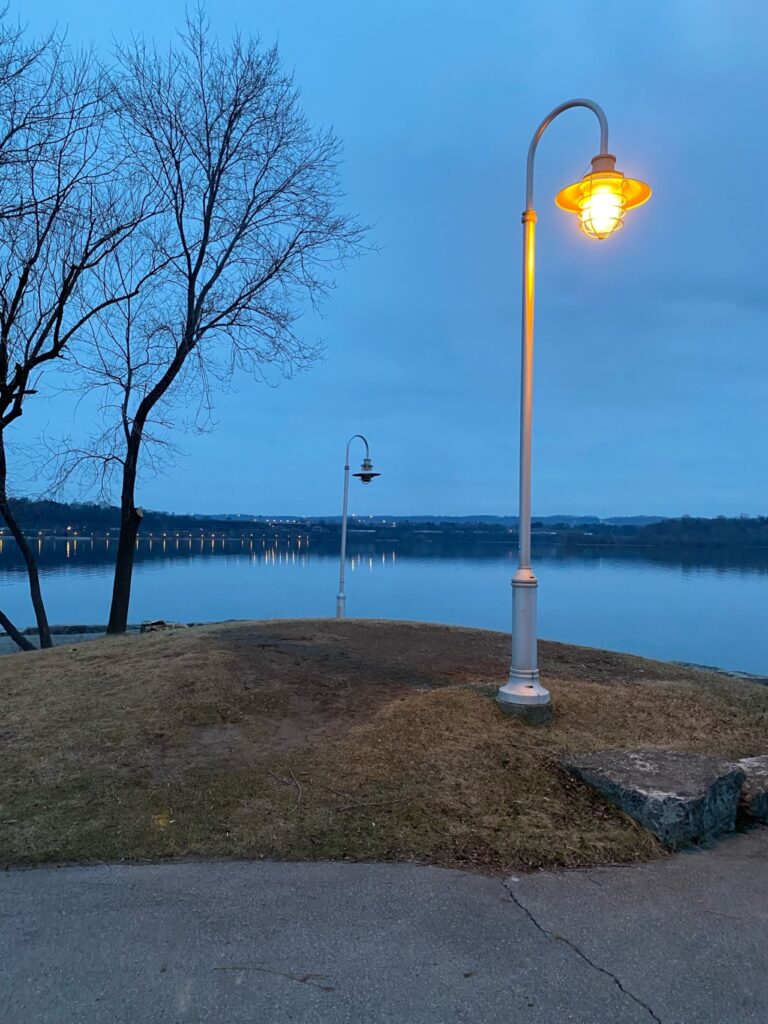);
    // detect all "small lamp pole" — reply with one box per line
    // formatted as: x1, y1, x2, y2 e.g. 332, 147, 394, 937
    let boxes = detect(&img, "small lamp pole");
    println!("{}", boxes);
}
337, 434, 380, 618
496, 99, 650, 723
